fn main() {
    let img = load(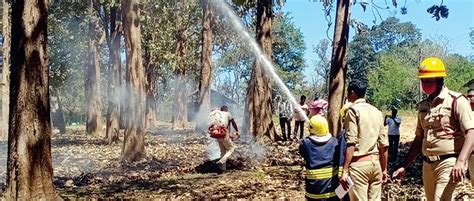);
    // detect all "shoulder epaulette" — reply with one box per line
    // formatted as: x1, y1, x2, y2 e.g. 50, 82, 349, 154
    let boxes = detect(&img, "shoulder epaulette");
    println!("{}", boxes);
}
448, 90, 463, 99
